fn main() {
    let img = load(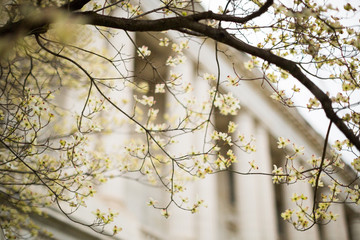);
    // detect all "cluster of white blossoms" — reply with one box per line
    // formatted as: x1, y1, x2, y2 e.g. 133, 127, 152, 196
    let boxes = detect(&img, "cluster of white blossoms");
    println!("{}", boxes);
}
165, 41, 189, 67
120, 2, 142, 16
137, 45, 151, 59
273, 133, 357, 231
226, 75, 239, 86
210, 87, 241, 115
134, 95, 155, 107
